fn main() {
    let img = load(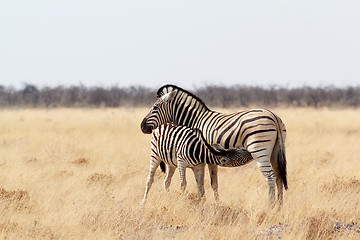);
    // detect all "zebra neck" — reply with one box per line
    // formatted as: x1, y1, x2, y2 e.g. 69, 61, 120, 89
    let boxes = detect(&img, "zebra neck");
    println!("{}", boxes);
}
195, 111, 225, 143
174, 100, 213, 129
